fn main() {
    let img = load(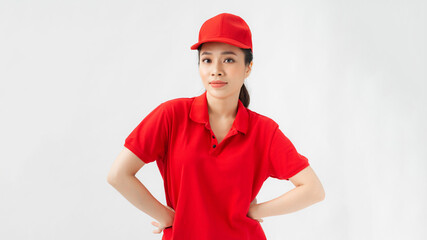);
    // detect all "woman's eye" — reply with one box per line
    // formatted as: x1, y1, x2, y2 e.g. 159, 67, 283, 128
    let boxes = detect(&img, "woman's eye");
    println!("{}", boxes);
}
201, 58, 234, 63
